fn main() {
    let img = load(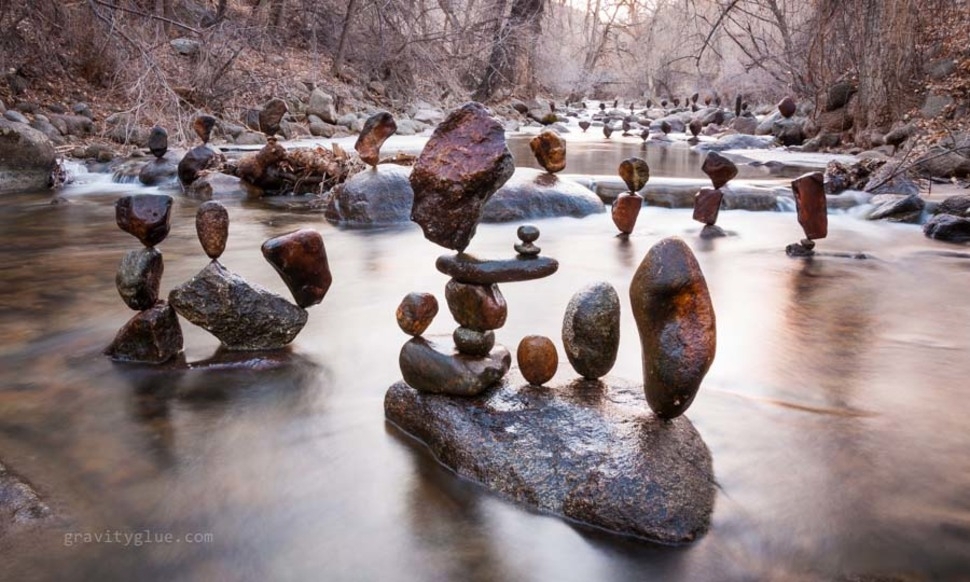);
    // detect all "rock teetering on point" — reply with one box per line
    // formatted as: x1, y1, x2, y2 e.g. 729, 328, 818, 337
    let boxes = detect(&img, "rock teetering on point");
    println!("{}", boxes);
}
787, 171, 827, 256
529, 130, 566, 174
355, 111, 397, 168
261, 229, 333, 309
